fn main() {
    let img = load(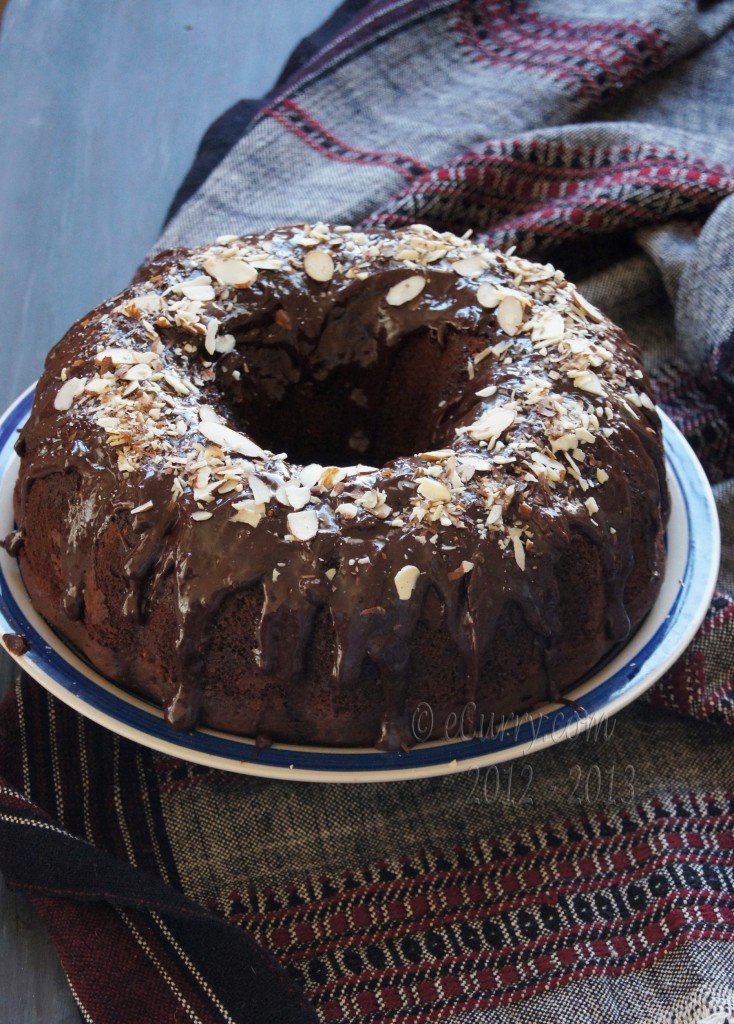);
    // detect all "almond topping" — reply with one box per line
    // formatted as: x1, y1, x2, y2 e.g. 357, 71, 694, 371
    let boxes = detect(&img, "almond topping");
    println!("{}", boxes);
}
285, 485, 311, 510
197, 420, 266, 459
303, 250, 335, 282
496, 296, 524, 336
54, 377, 87, 411
203, 256, 257, 288
476, 284, 500, 308
394, 564, 420, 600
452, 256, 484, 278
385, 275, 425, 306
417, 479, 451, 503
287, 509, 319, 542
